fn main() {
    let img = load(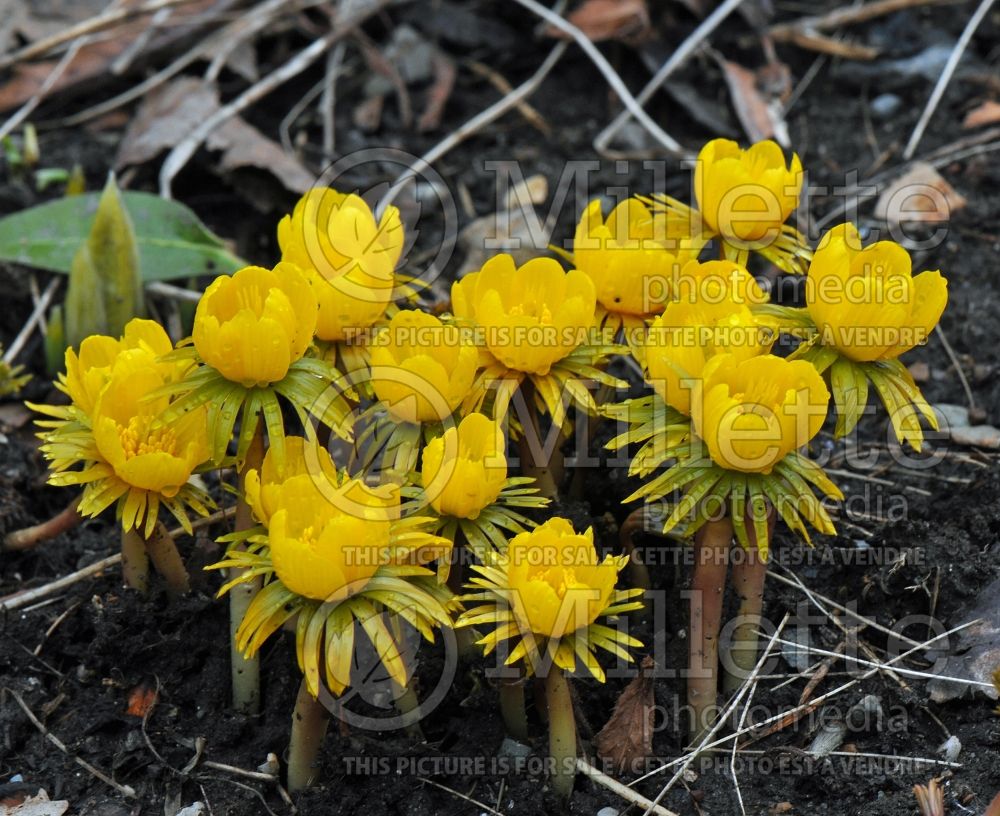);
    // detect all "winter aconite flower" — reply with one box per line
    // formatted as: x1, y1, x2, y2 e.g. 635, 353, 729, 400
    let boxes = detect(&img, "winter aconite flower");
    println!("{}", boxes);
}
278, 187, 404, 342
646, 139, 810, 273
452, 254, 621, 426
211, 466, 455, 698
421, 413, 506, 520
805, 223, 948, 363
696, 139, 802, 245
244, 436, 338, 528
459, 517, 643, 679
644, 261, 774, 415
32, 319, 212, 537
63, 319, 174, 415
267, 477, 398, 602
193, 263, 317, 388
166, 263, 348, 465
693, 353, 829, 475
453, 255, 595, 376
370, 310, 478, 424
571, 197, 704, 342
